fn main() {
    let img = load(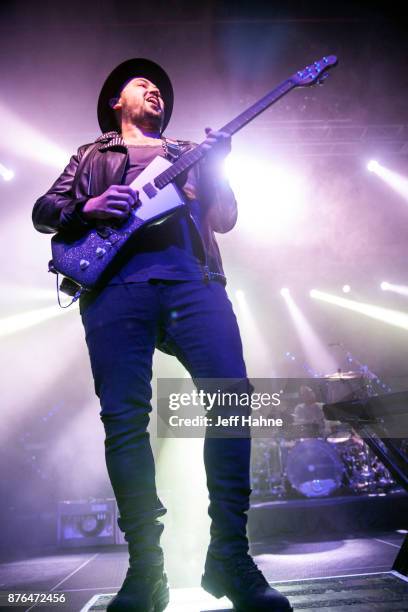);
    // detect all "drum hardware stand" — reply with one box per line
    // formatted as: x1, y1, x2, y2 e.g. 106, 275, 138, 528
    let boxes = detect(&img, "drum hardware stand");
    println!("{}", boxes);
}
354, 422, 407, 492
323, 392, 408, 575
